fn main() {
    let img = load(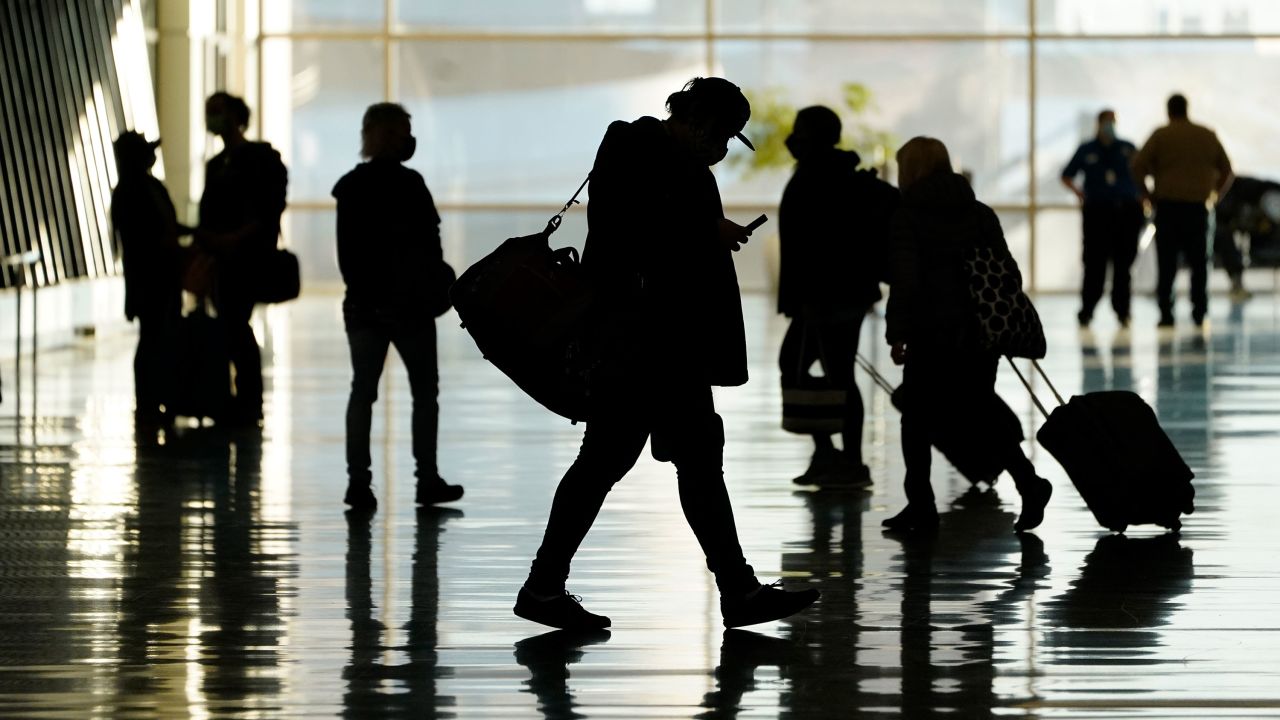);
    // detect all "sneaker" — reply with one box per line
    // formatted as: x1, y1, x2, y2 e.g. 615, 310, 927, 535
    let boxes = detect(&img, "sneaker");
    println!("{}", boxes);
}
514, 587, 611, 630
416, 478, 464, 505
1014, 476, 1052, 533
791, 445, 841, 486
344, 483, 377, 512
815, 461, 873, 489
881, 504, 940, 533
1076, 310, 1092, 327
720, 580, 820, 629
1157, 315, 1175, 328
